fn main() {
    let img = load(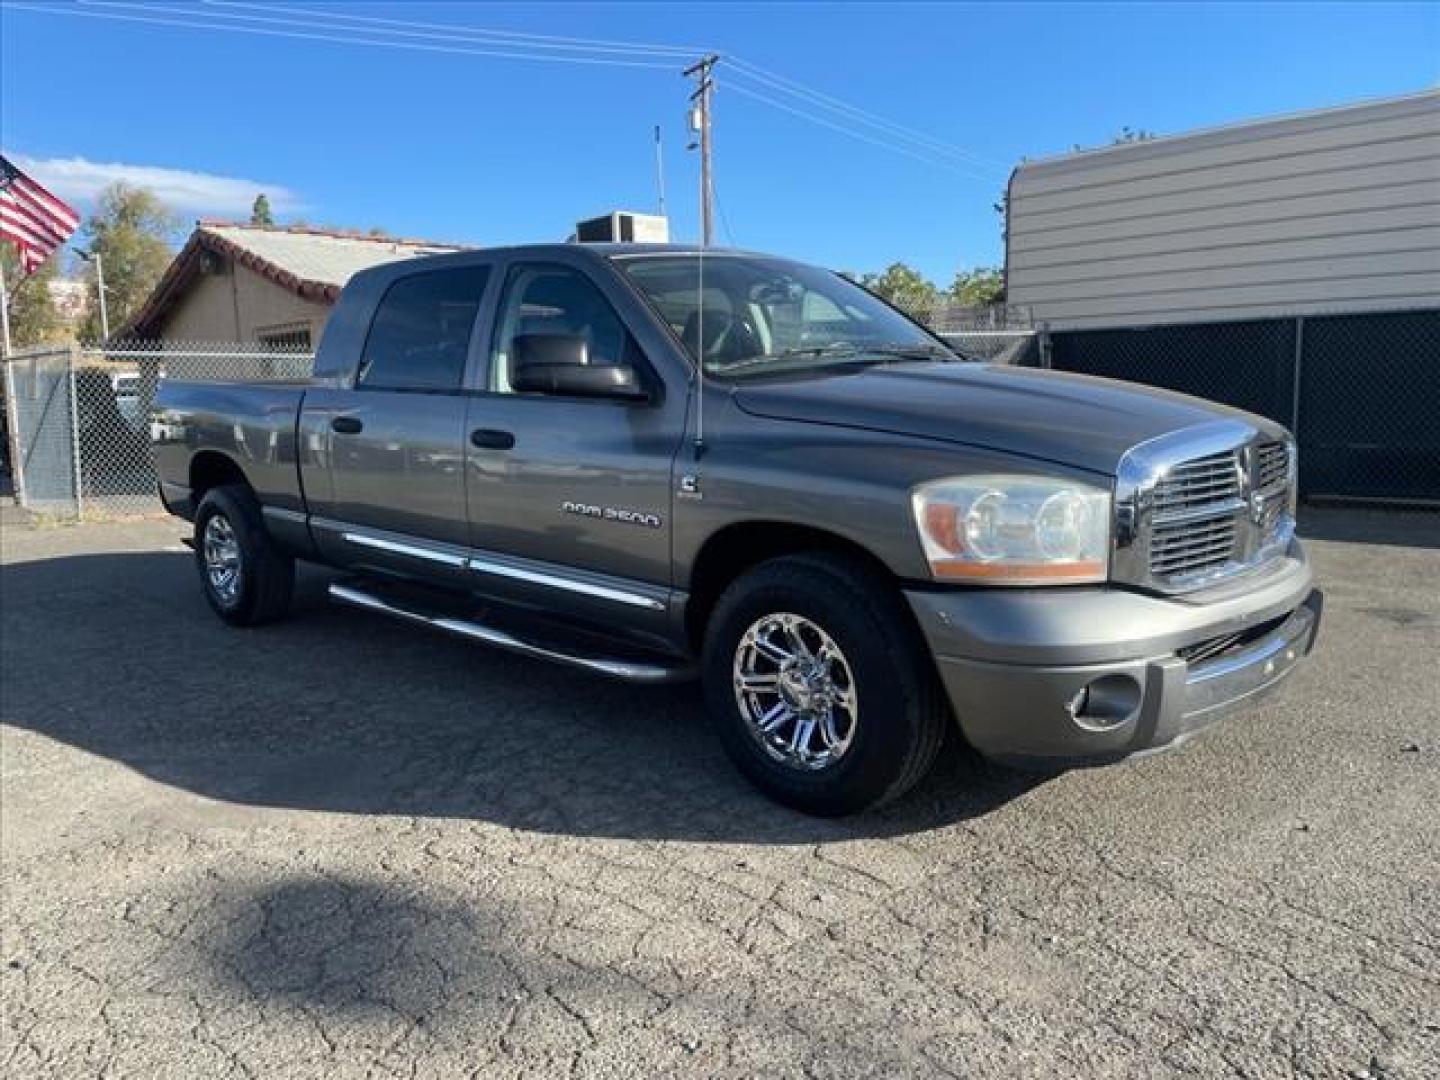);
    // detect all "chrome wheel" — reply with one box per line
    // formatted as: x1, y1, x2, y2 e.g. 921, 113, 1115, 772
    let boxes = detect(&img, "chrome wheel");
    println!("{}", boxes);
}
733, 612, 858, 771
203, 513, 242, 605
